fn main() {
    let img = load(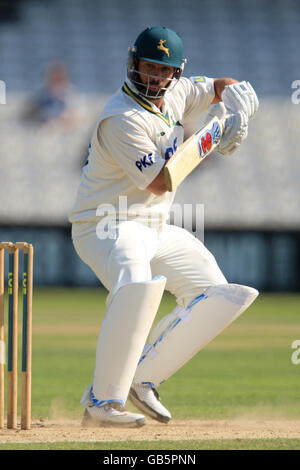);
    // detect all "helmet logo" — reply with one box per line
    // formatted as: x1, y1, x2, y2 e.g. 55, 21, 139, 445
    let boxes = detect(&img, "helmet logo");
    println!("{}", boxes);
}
157, 39, 170, 57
